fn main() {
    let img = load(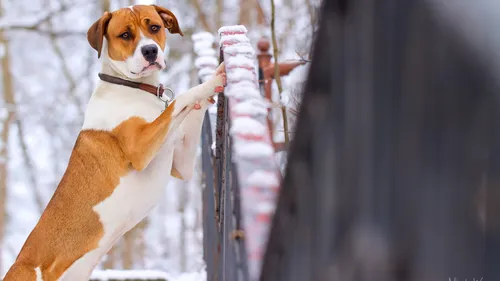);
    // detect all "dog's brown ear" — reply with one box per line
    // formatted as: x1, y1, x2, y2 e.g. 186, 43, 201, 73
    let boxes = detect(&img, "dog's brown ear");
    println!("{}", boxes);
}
87, 11, 112, 58
152, 5, 184, 36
